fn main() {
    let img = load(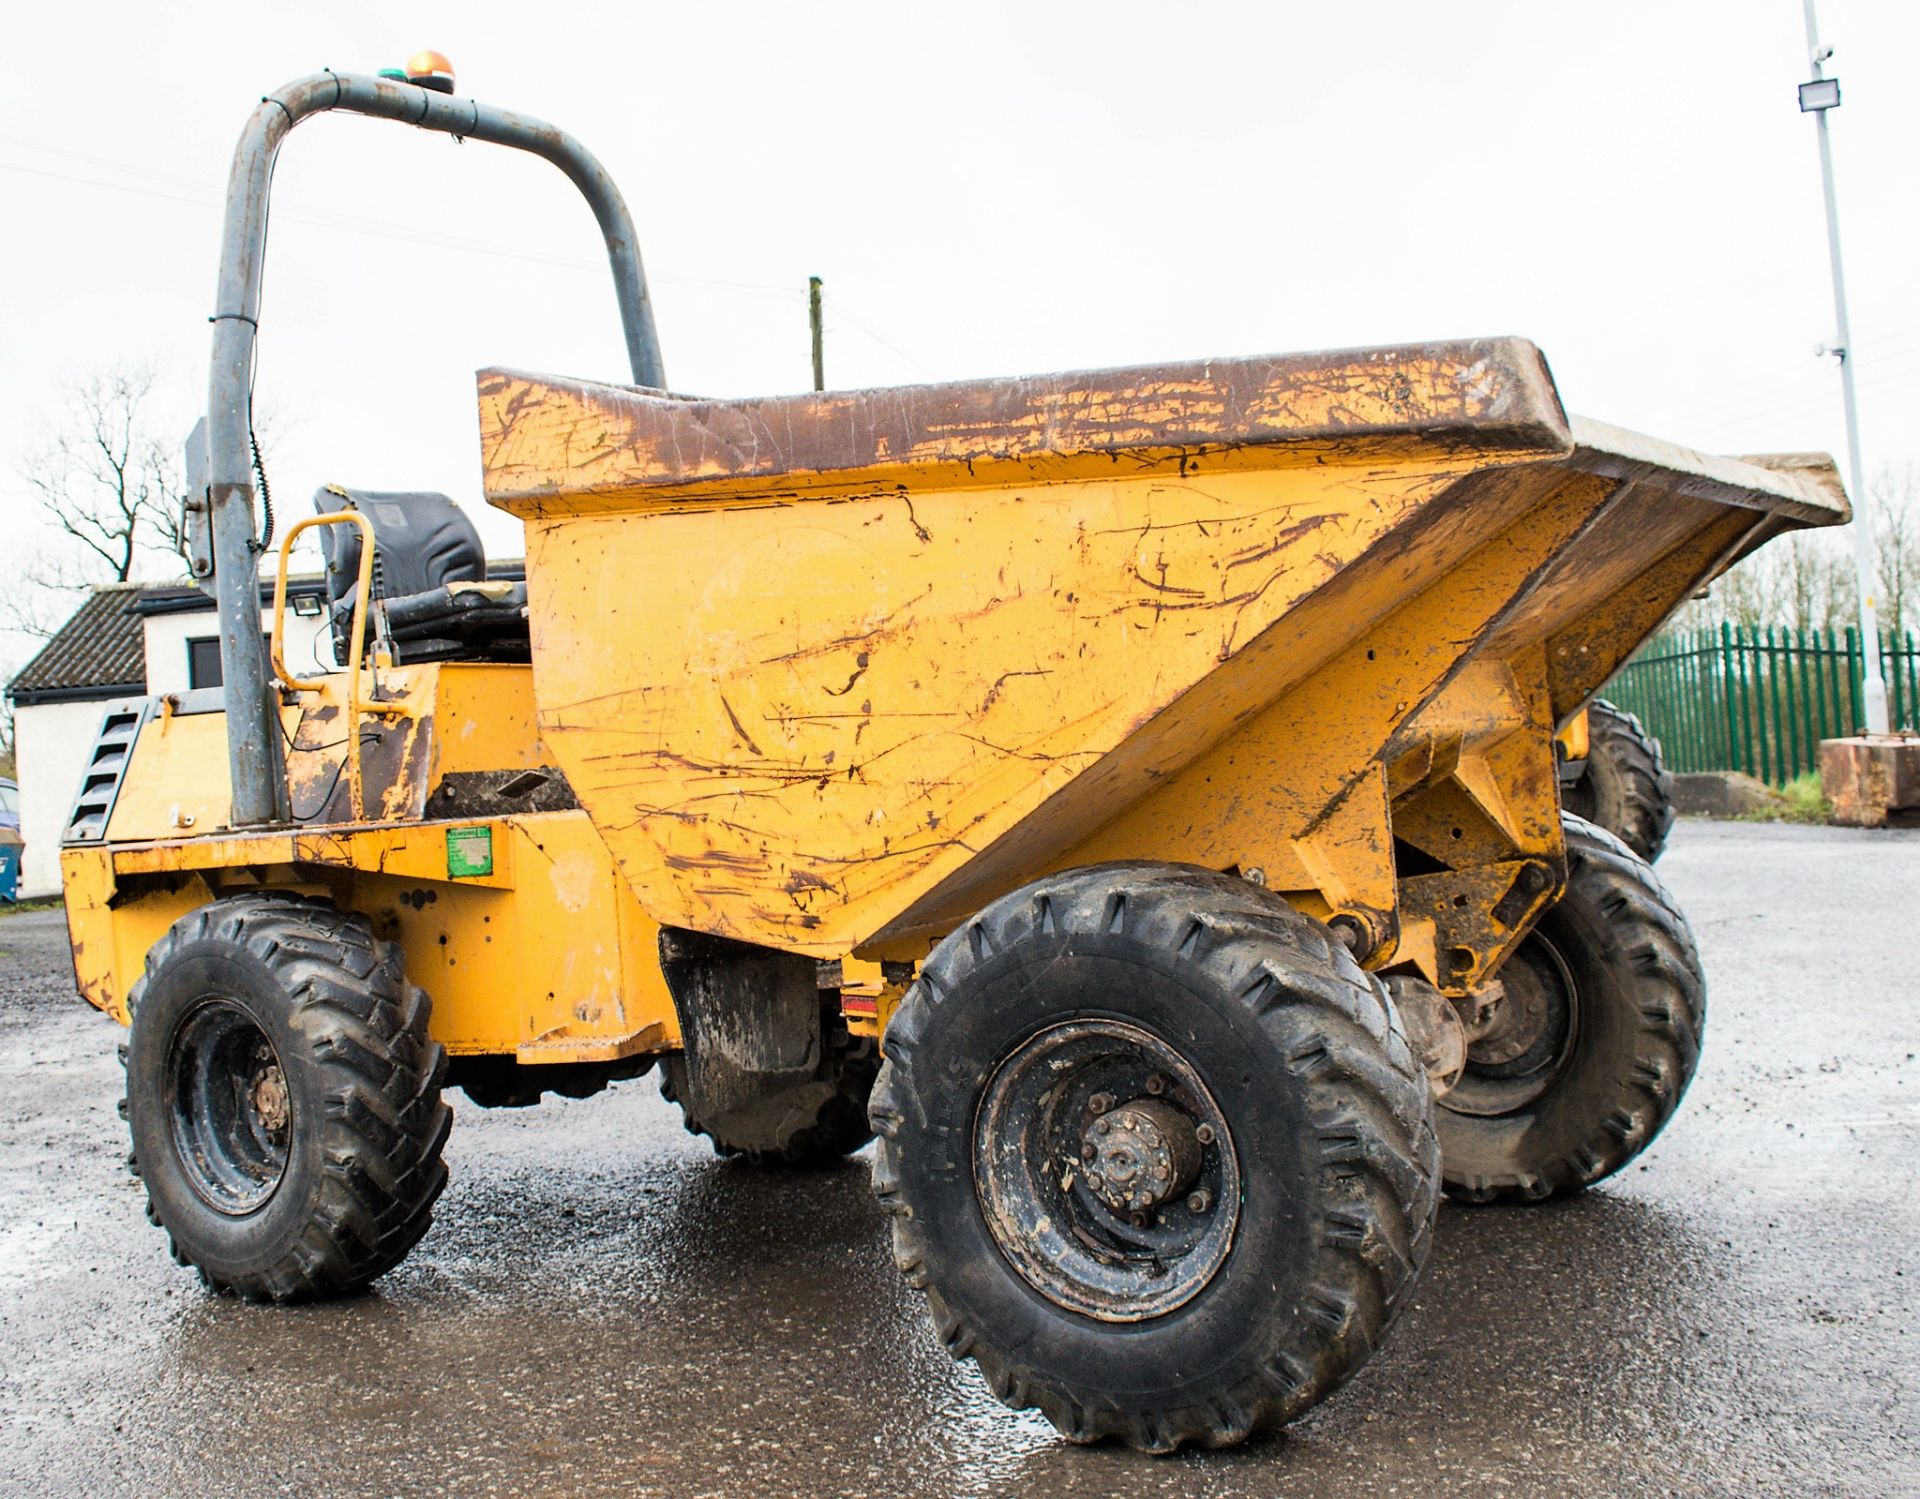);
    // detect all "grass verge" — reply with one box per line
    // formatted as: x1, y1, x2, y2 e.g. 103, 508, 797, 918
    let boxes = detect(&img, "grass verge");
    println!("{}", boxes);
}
1737, 771, 1831, 825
